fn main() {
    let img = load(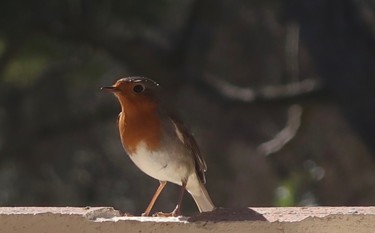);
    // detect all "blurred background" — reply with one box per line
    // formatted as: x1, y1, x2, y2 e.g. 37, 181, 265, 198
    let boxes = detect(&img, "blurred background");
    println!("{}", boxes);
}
1, 0, 375, 215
